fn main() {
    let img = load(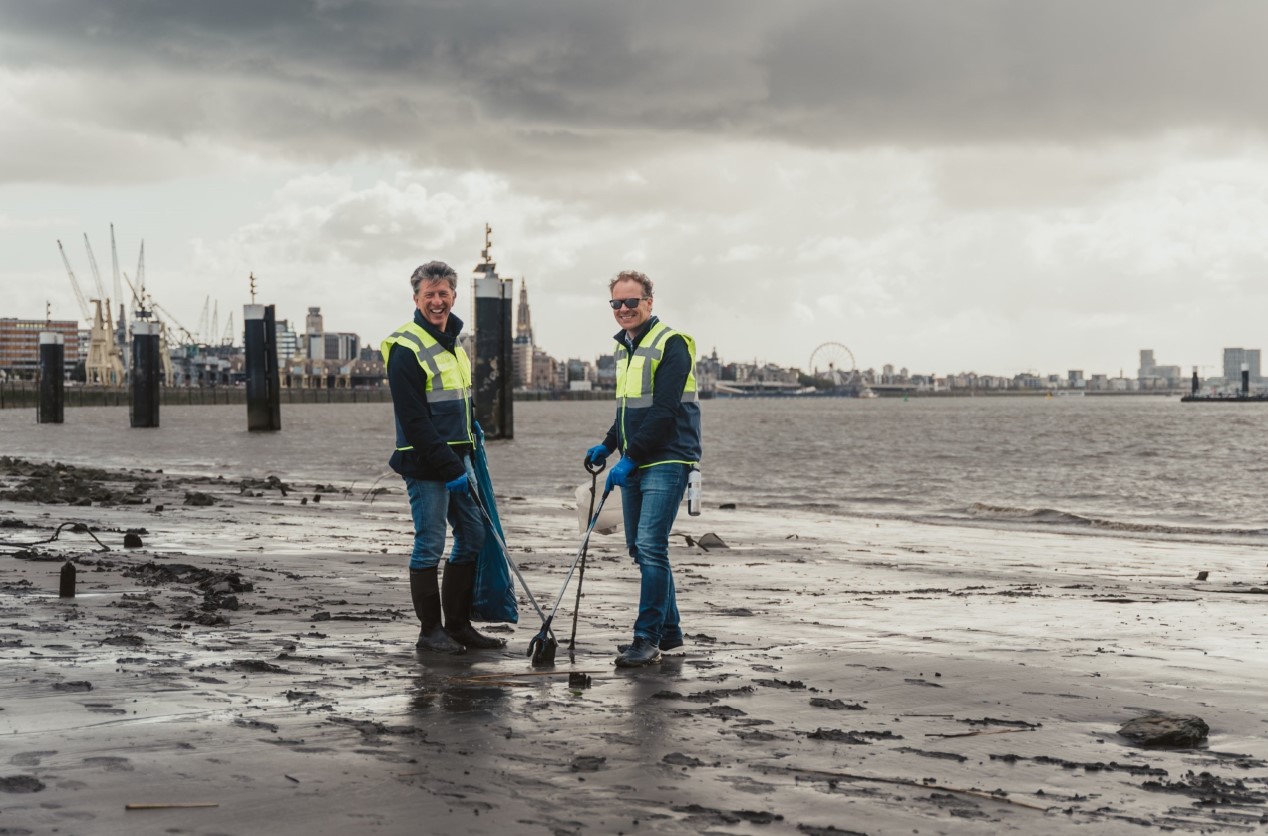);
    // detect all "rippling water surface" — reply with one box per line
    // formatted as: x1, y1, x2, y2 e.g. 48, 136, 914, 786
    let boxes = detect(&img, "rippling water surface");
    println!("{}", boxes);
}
3, 396, 1266, 541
